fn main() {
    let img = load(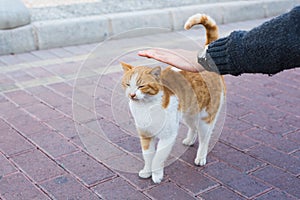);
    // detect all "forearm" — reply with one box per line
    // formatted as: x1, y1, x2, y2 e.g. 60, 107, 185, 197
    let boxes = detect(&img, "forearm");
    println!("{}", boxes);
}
199, 6, 300, 75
